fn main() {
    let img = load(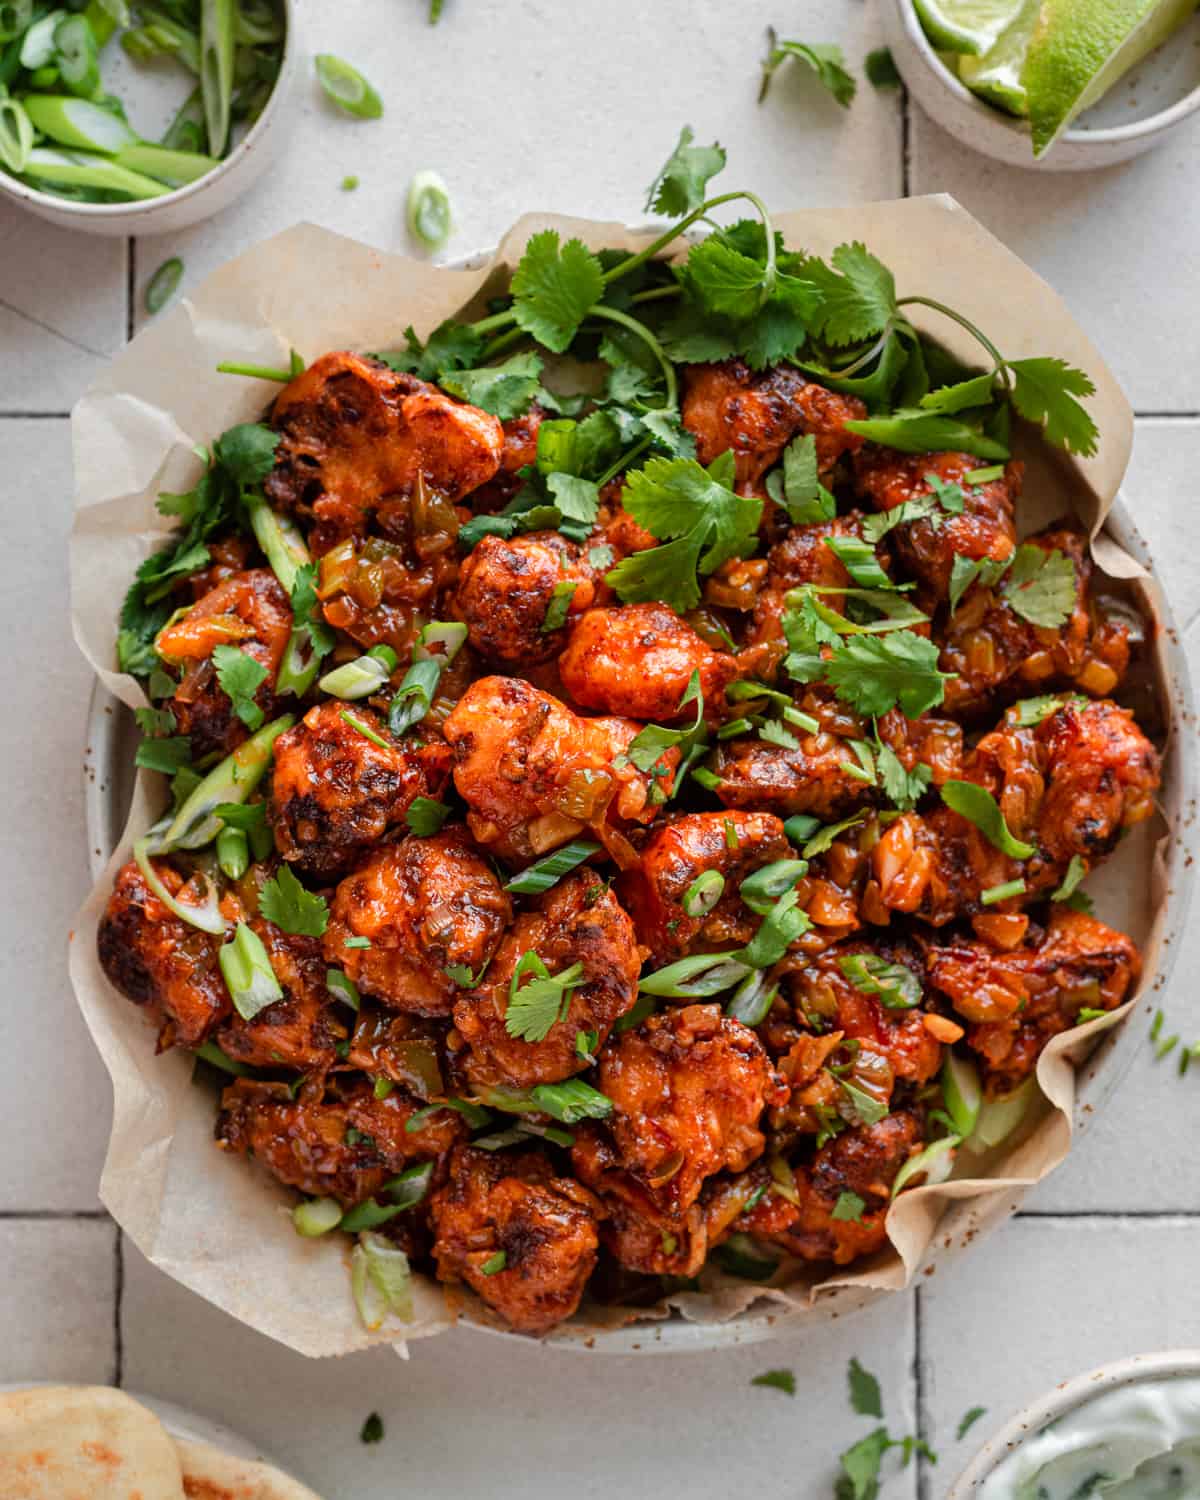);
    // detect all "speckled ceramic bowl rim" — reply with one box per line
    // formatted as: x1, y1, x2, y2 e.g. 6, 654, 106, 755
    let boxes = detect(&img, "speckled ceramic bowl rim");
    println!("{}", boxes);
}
889, 0, 1200, 147
948, 1351, 1200, 1495
0, 0, 296, 223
